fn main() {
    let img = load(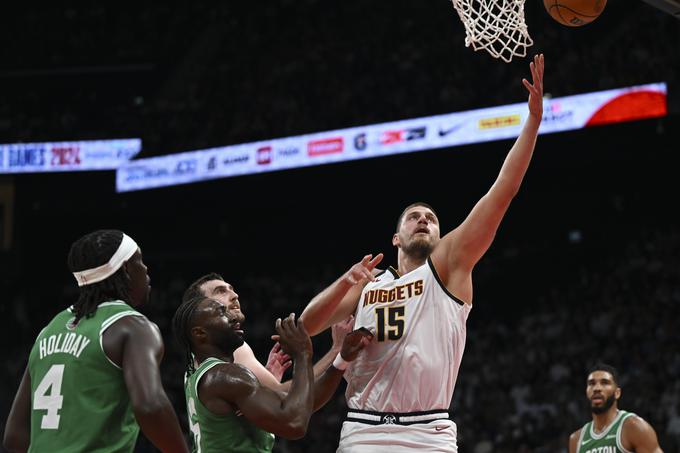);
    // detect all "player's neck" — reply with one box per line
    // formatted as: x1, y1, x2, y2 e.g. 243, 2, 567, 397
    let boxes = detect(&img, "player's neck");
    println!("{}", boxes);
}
195, 346, 234, 365
398, 252, 427, 276
591, 407, 619, 433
